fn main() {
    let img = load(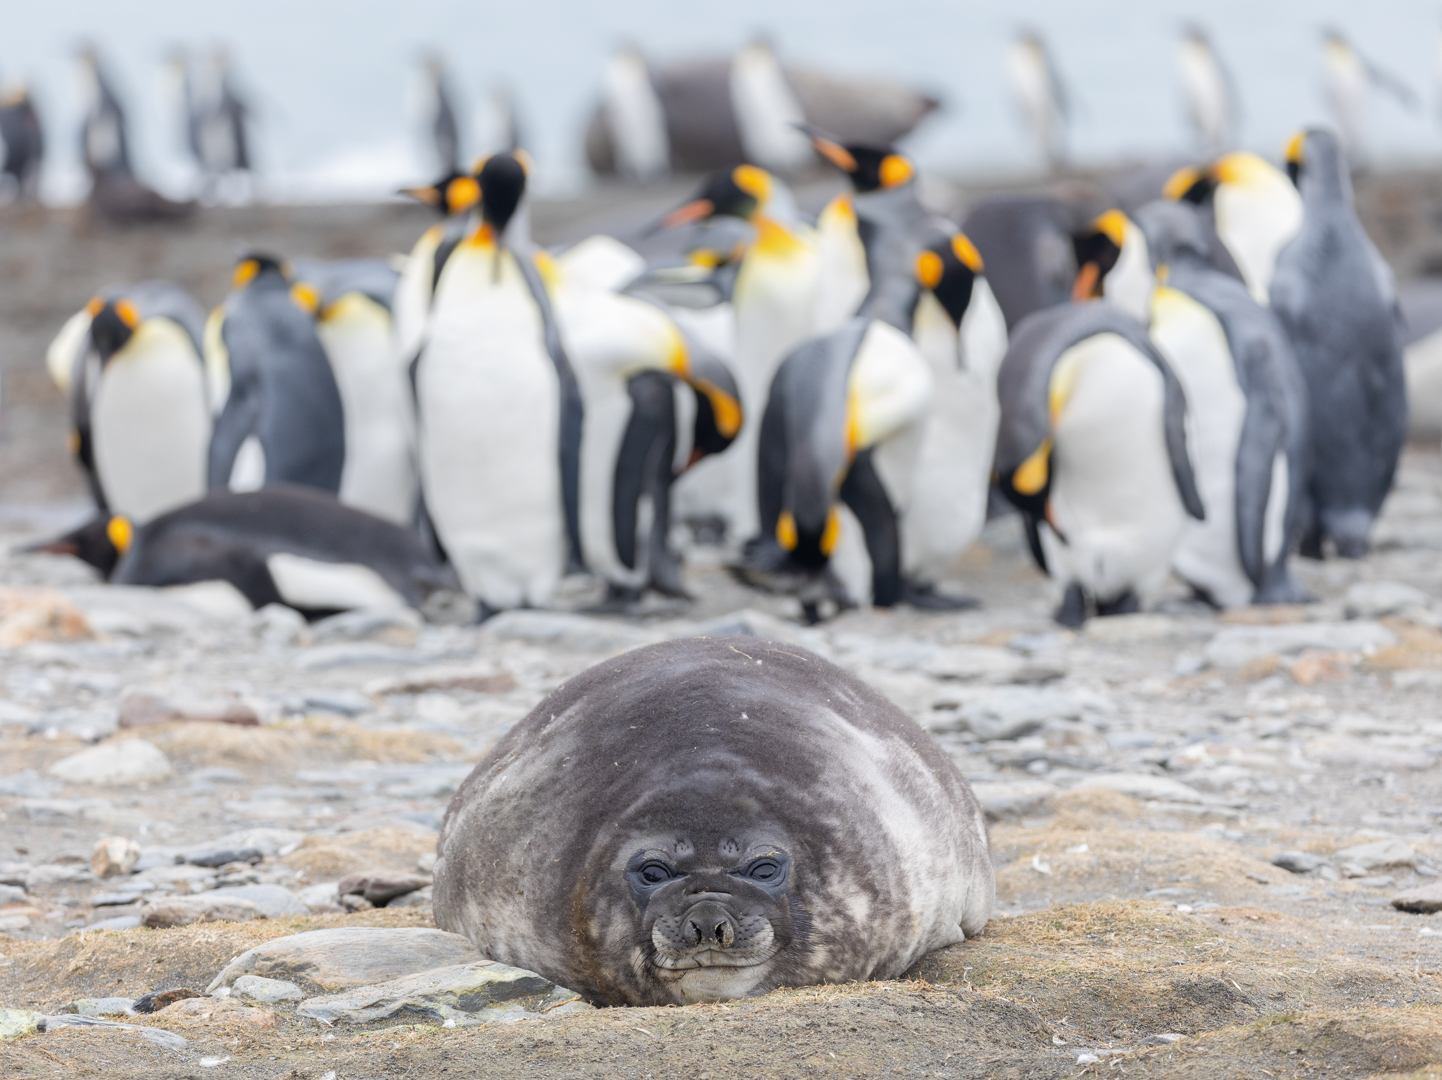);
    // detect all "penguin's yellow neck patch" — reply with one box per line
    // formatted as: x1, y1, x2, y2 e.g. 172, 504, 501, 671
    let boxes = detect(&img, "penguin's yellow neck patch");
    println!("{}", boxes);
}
107, 516, 133, 554
952, 233, 984, 273
290, 282, 321, 316
752, 216, 808, 260
818, 192, 856, 227
232, 259, 260, 289
533, 249, 559, 291
819, 506, 841, 555
776, 509, 797, 551
1012, 437, 1052, 496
